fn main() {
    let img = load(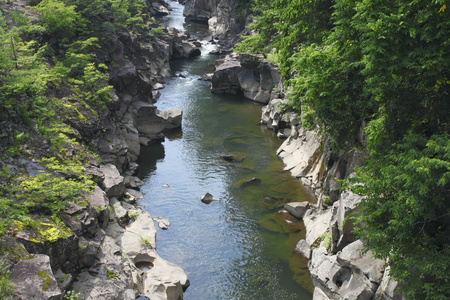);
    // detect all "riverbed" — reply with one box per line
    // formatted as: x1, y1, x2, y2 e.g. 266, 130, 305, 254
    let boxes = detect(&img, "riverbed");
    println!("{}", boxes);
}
138, 2, 315, 299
